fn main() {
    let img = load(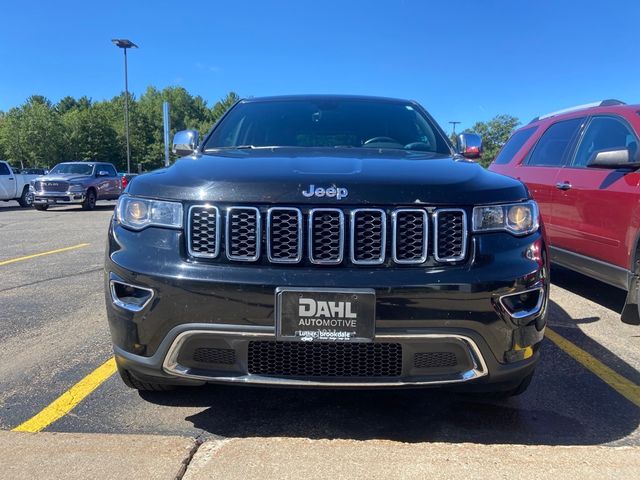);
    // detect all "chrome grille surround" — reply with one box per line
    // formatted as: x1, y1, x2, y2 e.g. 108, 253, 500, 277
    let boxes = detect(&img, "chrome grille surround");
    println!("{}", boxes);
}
350, 208, 386, 265
36, 180, 68, 192
187, 206, 469, 265
433, 208, 467, 263
267, 207, 303, 263
225, 206, 261, 262
308, 208, 345, 265
188, 205, 221, 258
391, 209, 428, 264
